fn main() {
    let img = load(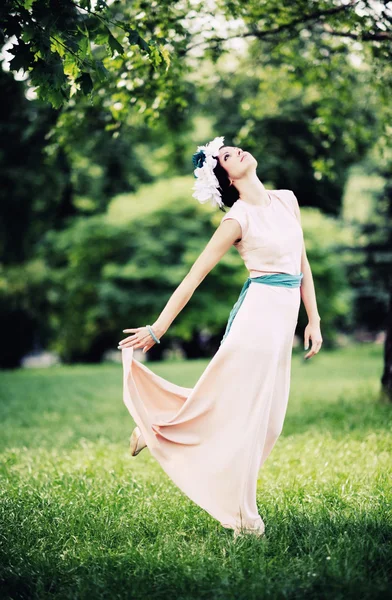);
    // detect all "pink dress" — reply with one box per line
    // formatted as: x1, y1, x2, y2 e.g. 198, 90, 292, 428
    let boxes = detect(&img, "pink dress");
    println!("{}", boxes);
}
122, 189, 304, 535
